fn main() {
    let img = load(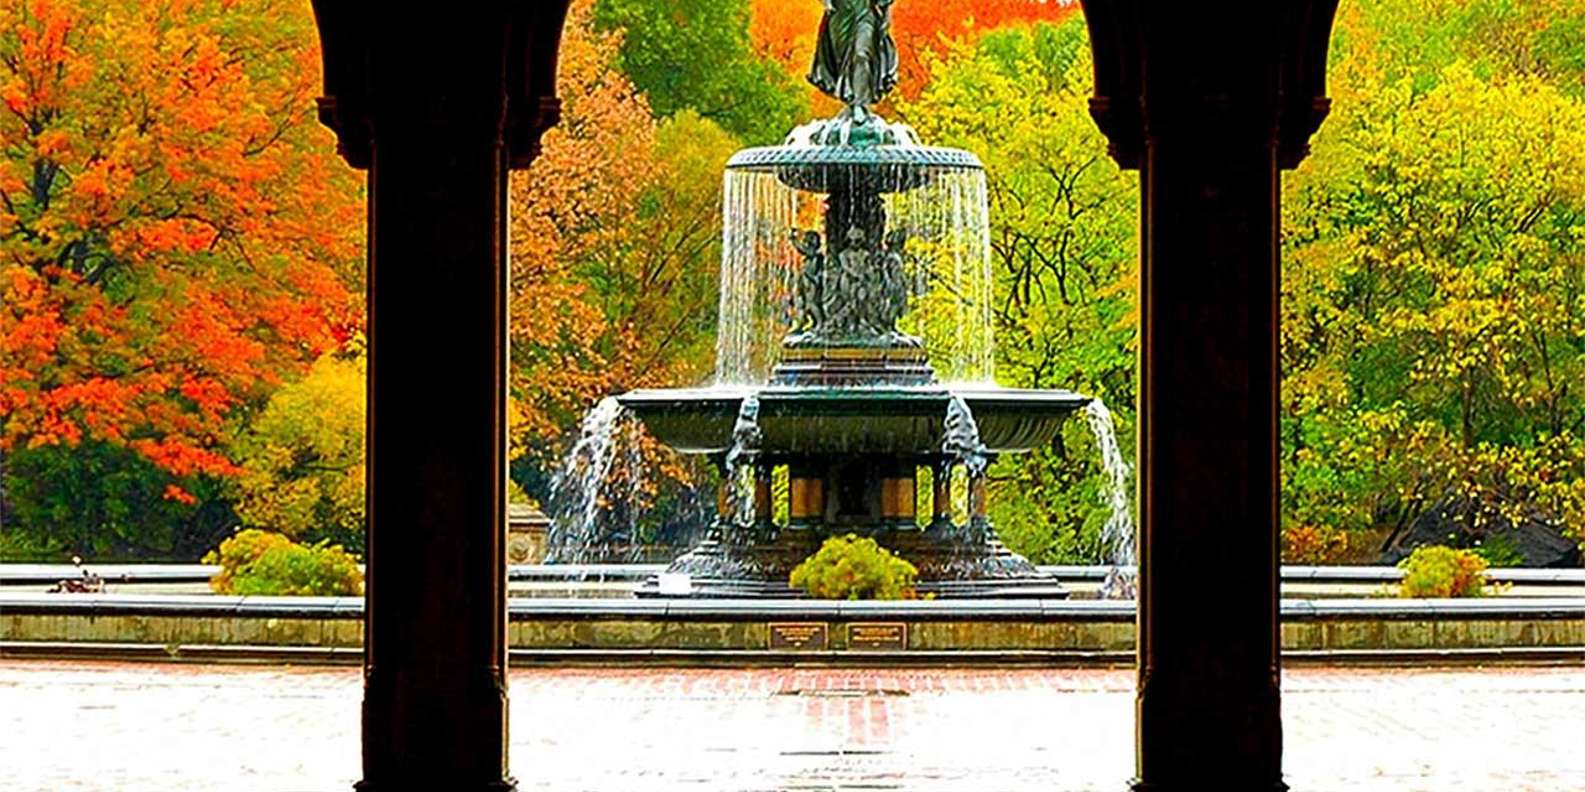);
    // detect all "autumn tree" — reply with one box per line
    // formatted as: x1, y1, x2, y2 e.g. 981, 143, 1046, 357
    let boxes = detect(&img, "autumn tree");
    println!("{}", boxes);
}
510, 0, 731, 451
0, 0, 363, 557
509, 0, 733, 549
230, 346, 366, 553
